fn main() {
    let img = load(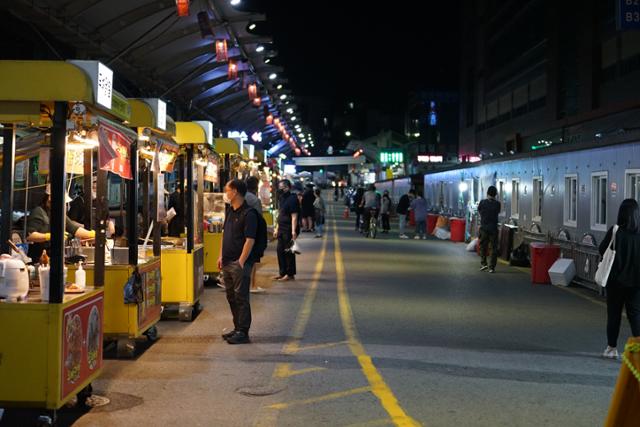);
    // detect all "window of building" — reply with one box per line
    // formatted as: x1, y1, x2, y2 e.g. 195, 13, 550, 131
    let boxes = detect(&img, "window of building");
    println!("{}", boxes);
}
511, 178, 520, 218
497, 179, 506, 216
625, 169, 640, 201
564, 174, 578, 227
591, 172, 608, 231
532, 177, 543, 222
